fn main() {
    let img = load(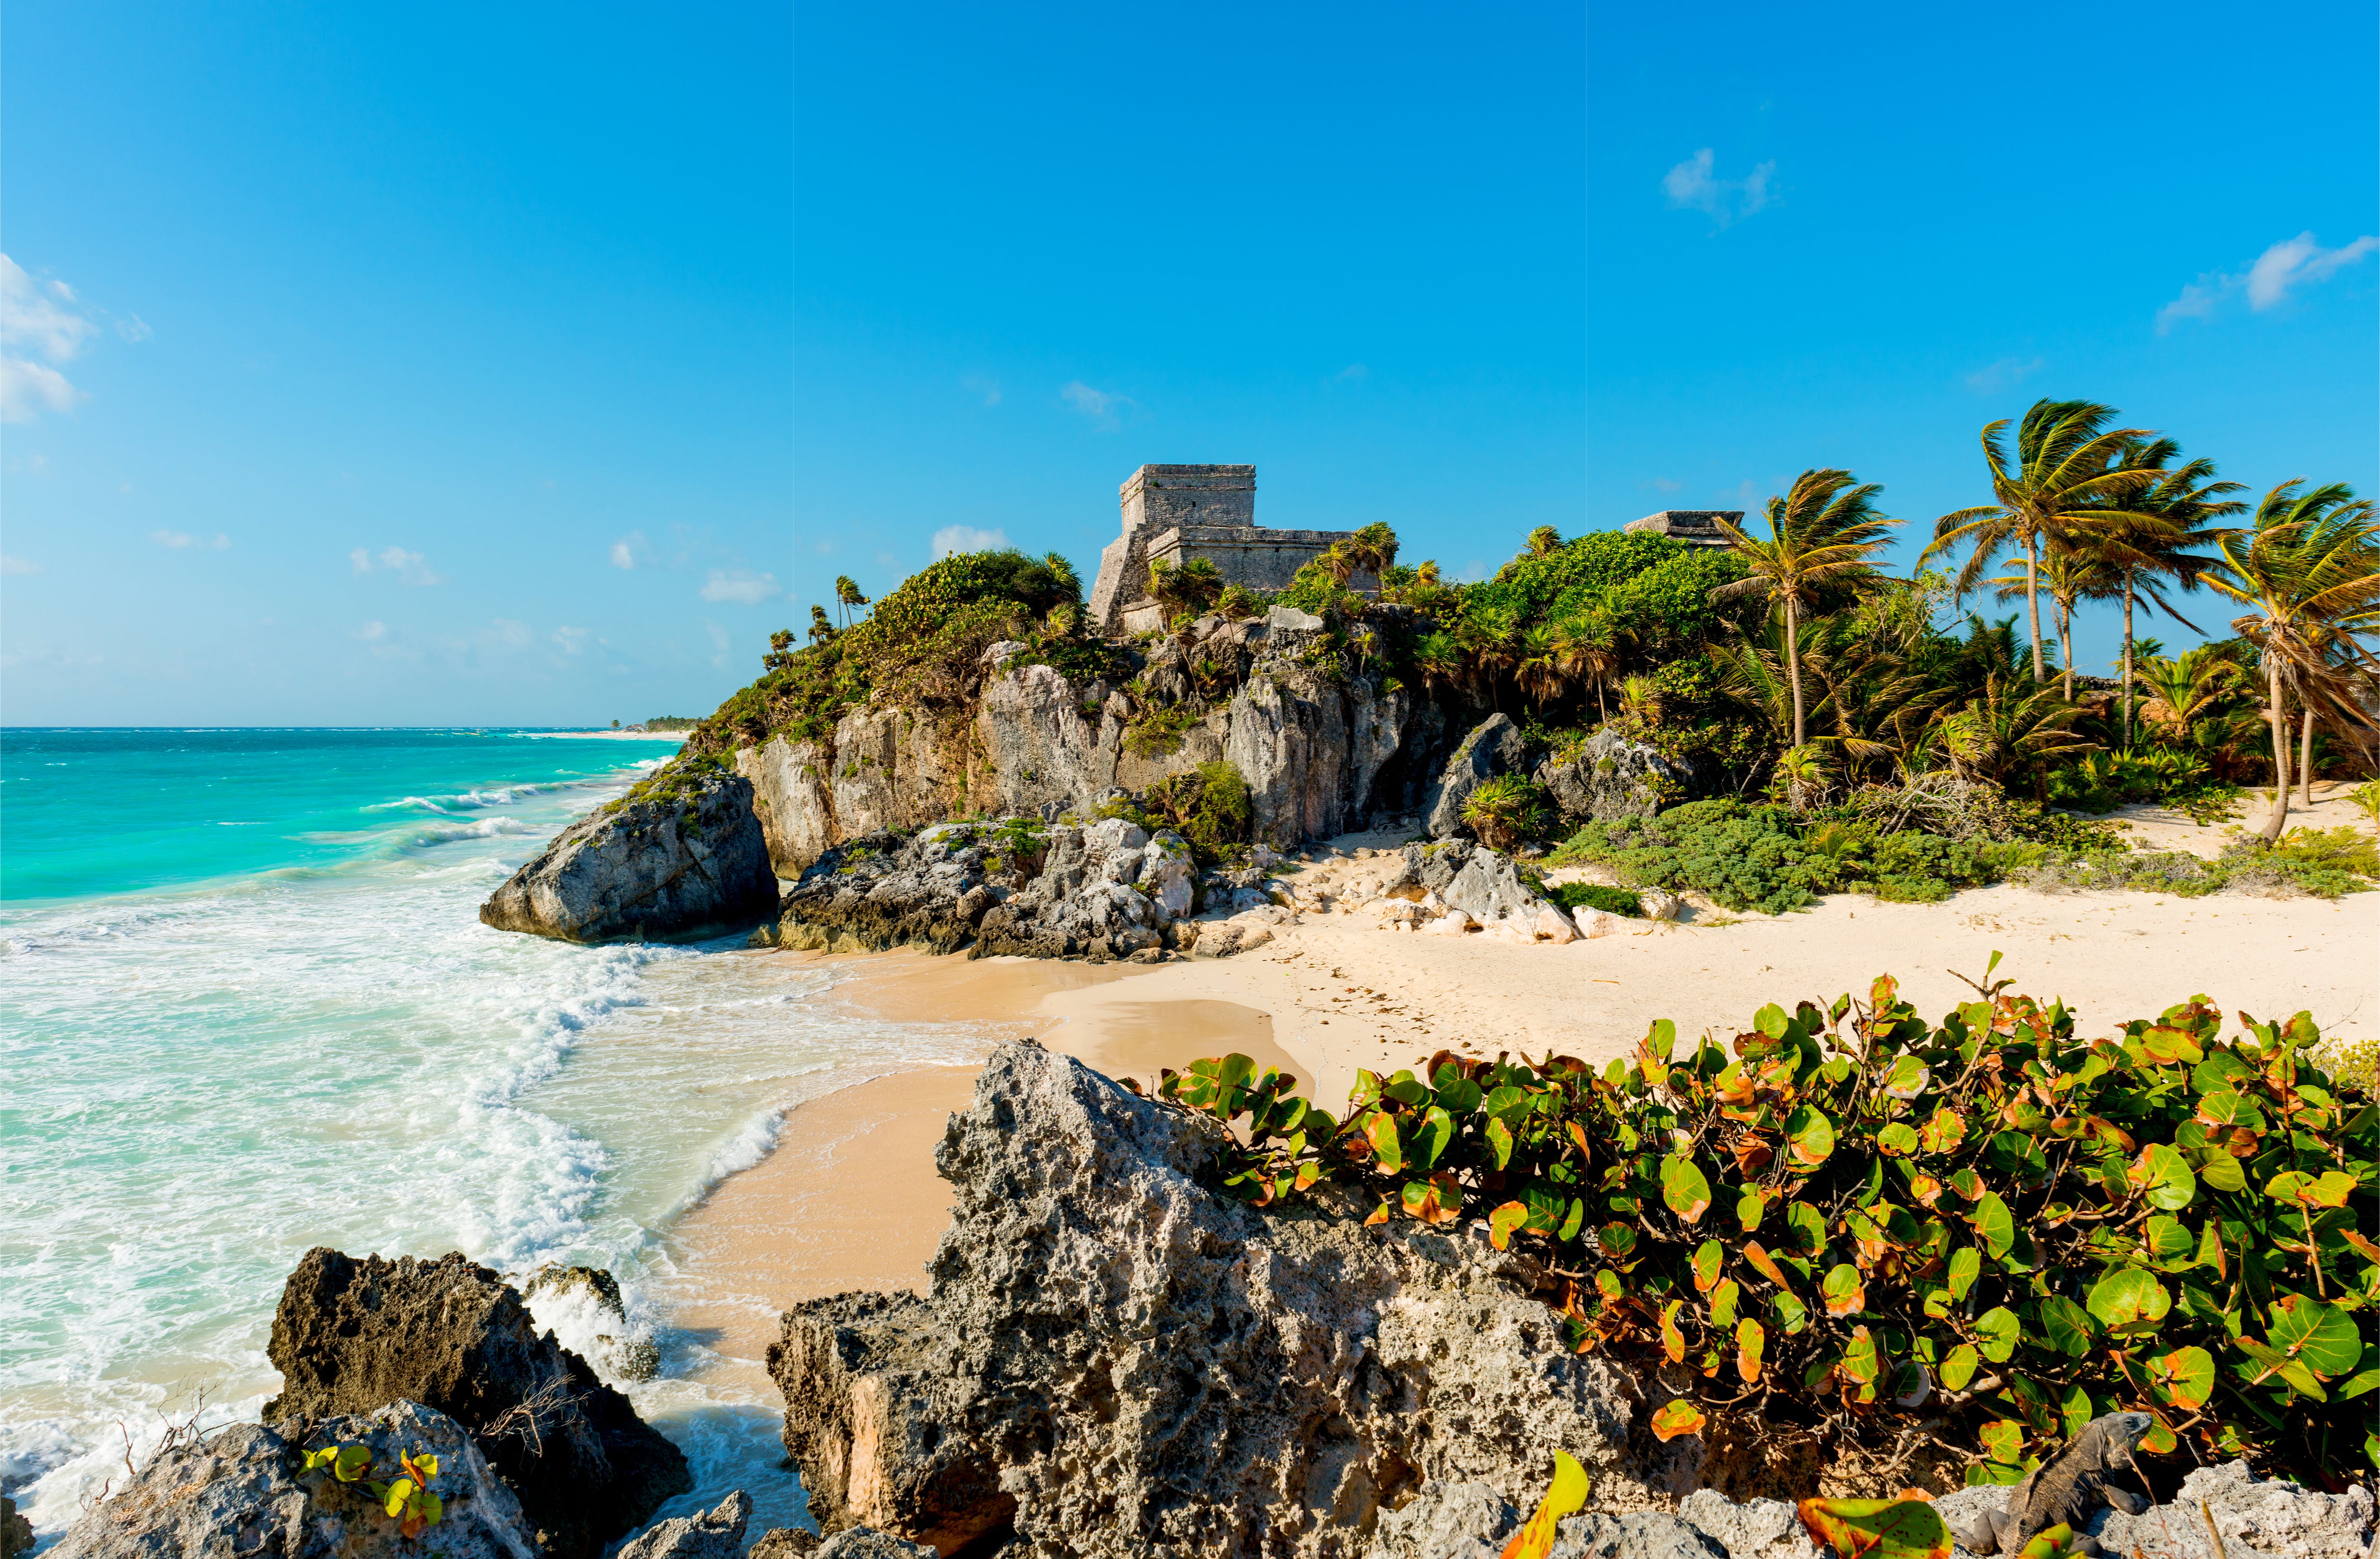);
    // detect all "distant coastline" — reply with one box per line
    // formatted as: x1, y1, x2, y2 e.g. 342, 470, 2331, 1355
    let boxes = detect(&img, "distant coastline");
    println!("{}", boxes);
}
519, 729, 687, 742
